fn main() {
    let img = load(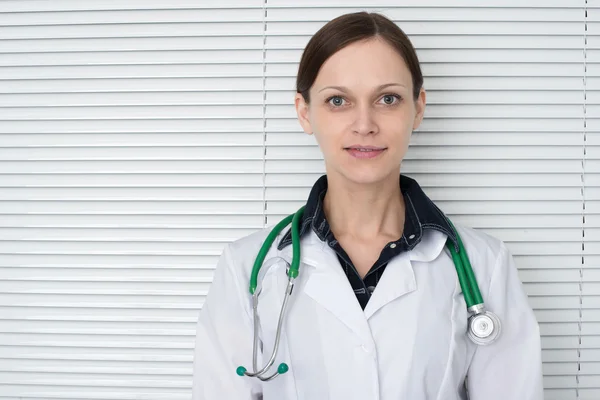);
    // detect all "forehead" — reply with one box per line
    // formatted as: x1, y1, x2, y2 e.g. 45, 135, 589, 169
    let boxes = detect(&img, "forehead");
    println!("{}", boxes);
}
313, 38, 413, 91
